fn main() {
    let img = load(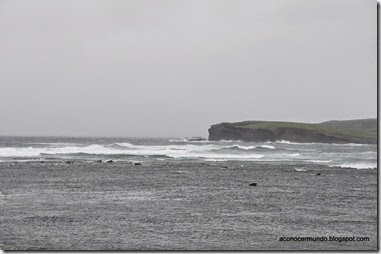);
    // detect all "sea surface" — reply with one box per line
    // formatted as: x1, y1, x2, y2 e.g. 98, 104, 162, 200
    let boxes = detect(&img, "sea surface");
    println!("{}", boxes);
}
0, 136, 377, 250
